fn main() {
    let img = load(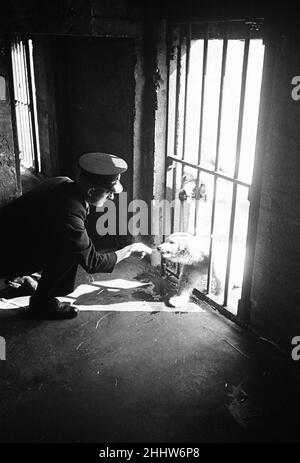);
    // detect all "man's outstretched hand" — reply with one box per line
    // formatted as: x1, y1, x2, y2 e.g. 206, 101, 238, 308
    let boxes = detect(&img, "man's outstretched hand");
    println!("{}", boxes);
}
115, 243, 152, 264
